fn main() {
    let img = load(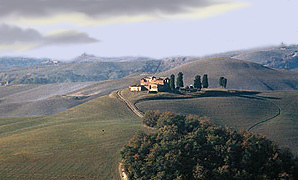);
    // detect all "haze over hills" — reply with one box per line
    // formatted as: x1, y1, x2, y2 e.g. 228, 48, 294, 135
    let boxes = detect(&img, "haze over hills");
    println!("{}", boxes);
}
209, 45, 298, 72
159, 57, 298, 91
1, 45, 298, 85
